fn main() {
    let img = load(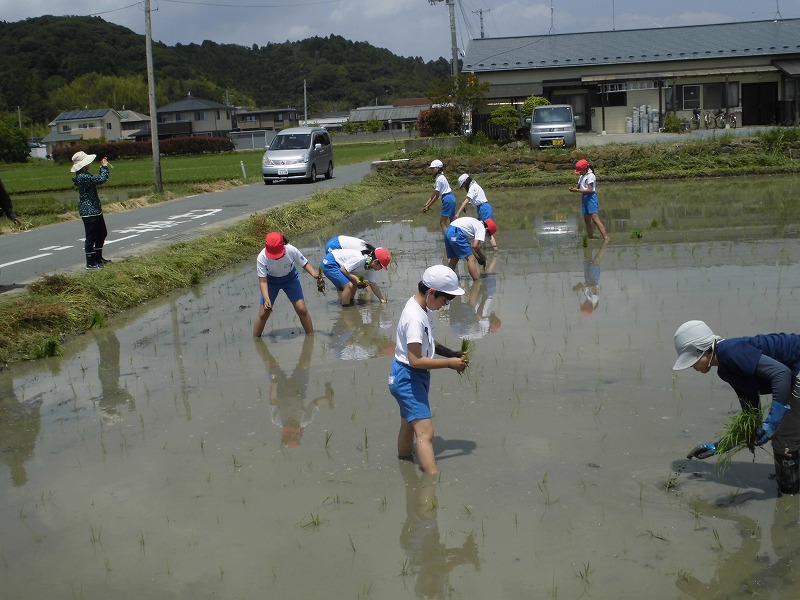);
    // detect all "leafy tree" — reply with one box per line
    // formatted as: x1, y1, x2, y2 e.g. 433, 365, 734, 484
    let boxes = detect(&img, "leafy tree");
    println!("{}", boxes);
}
428, 74, 490, 129
520, 95, 550, 119
364, 119, 383, 134
0, 122, 29, 163
341, 121, 361, 135
489, 105, 520, 141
